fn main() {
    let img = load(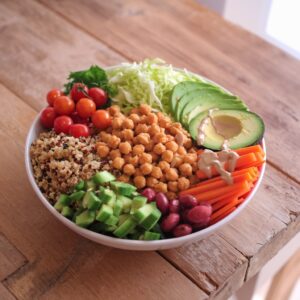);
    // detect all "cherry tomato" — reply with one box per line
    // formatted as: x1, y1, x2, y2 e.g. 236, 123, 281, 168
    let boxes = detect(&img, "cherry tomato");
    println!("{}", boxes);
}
40, 107, 57, 128
70, 83, 89, 102
54, 116, 73, 134
88, 87, 108, 107
70, 111, 89, 124
69, 124, 90, 138
53, 96, 75, 115
76, 98, 96, 118
47, 89, 63, 106
92, 110, 112, 130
